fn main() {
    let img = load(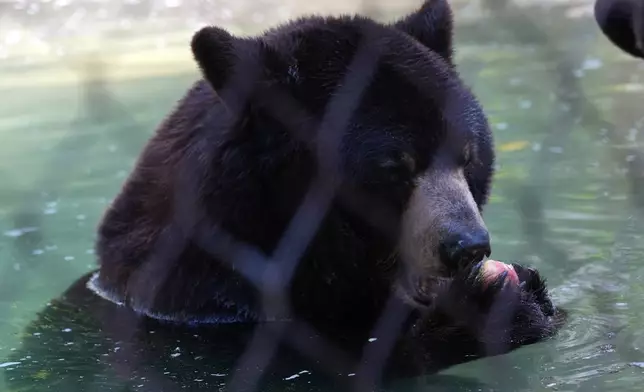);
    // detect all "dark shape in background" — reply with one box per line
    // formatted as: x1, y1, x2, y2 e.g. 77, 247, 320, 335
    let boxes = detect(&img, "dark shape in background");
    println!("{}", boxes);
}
595, 0, 644, 60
